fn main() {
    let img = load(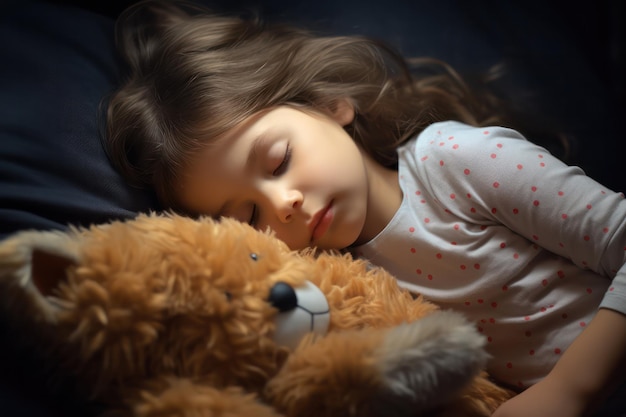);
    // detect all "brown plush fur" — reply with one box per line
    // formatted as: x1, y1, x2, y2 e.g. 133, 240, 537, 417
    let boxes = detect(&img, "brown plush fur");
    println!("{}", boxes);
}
0, 213, 514, 417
